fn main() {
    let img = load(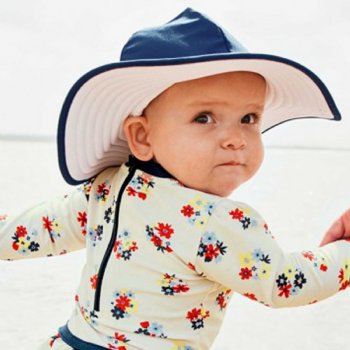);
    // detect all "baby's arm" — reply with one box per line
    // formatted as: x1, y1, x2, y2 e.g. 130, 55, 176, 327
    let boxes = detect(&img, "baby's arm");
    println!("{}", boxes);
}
195, 199, 350, 308
319, 209, 350, 246
0, 182, 91, 260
